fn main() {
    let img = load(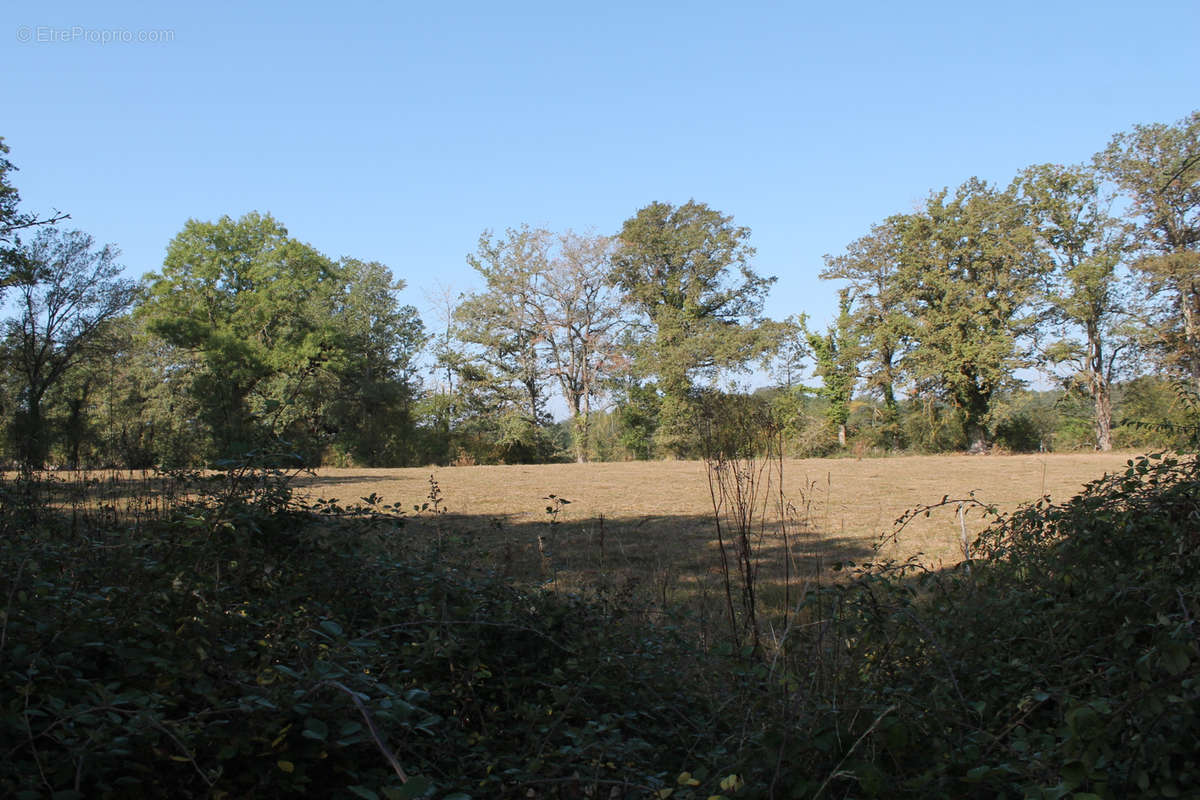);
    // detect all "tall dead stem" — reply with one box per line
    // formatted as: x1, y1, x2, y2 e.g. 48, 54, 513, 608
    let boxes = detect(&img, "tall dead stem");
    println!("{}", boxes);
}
700, 395, 783, 654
